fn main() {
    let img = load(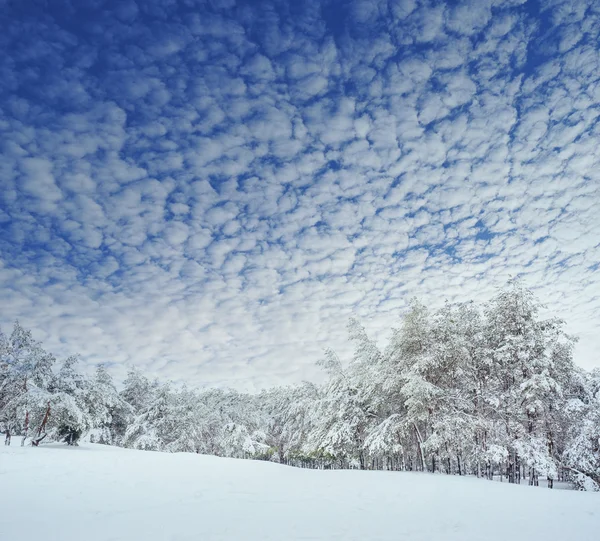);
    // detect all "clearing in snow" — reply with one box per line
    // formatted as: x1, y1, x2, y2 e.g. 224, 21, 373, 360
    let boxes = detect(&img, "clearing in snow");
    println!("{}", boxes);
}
0, 443, 598, 541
